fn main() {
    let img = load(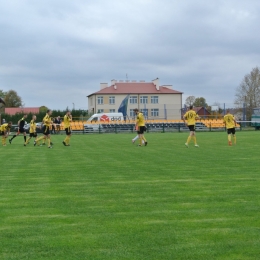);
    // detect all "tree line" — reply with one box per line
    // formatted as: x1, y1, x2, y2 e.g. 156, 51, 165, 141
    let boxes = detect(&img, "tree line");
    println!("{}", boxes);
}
1, 66, 260, 121
184, 66, 260, 120
0, 90, 89, 124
